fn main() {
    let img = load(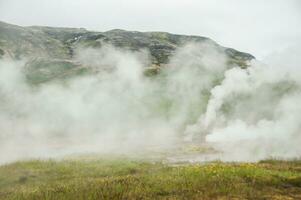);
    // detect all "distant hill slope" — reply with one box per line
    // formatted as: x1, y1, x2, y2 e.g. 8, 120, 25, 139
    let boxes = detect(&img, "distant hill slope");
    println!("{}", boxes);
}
0, 21, 255, 83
